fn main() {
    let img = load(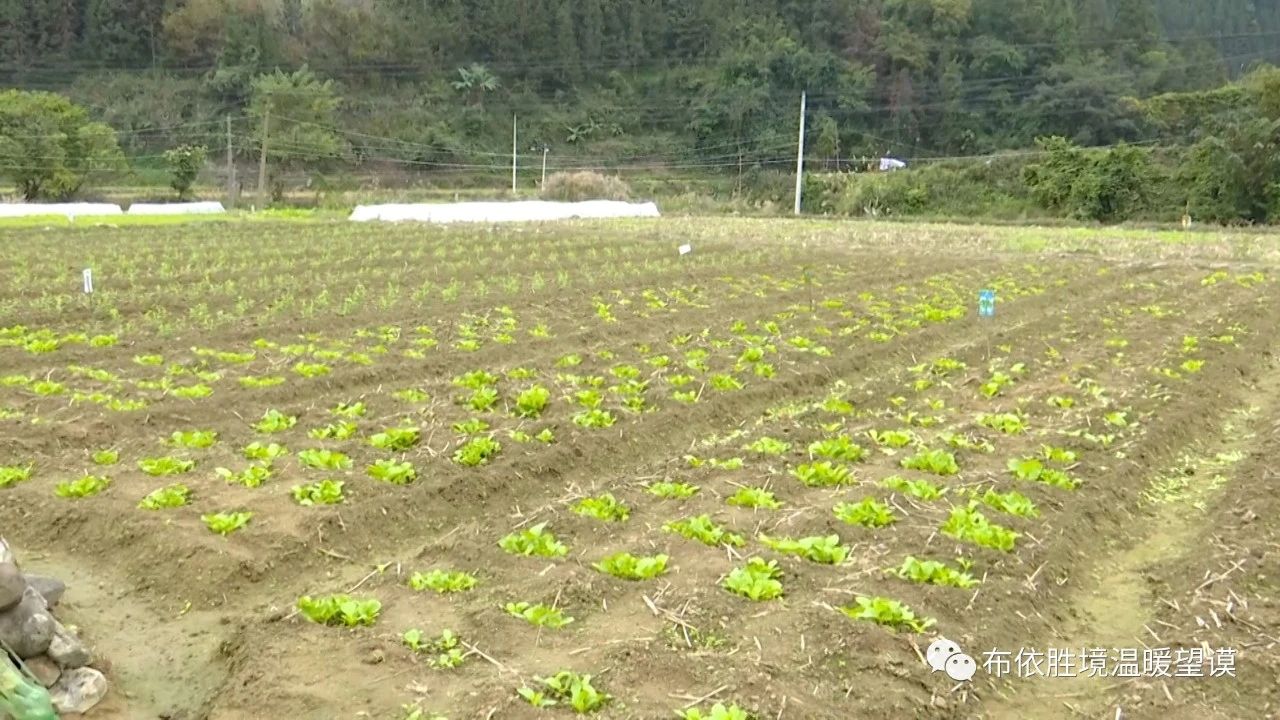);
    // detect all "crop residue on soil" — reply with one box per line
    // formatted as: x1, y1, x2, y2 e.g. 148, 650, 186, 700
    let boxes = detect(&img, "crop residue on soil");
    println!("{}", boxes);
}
0, 219, 1277, 719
